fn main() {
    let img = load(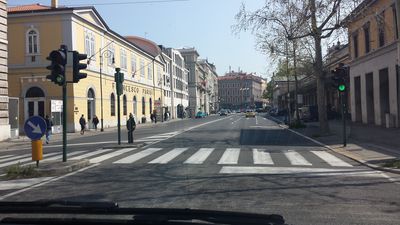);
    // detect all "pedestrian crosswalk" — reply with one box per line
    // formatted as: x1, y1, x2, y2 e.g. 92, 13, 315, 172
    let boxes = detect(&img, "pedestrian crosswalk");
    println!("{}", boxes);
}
135, 131, 181, 144
0, 147, 356, 172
